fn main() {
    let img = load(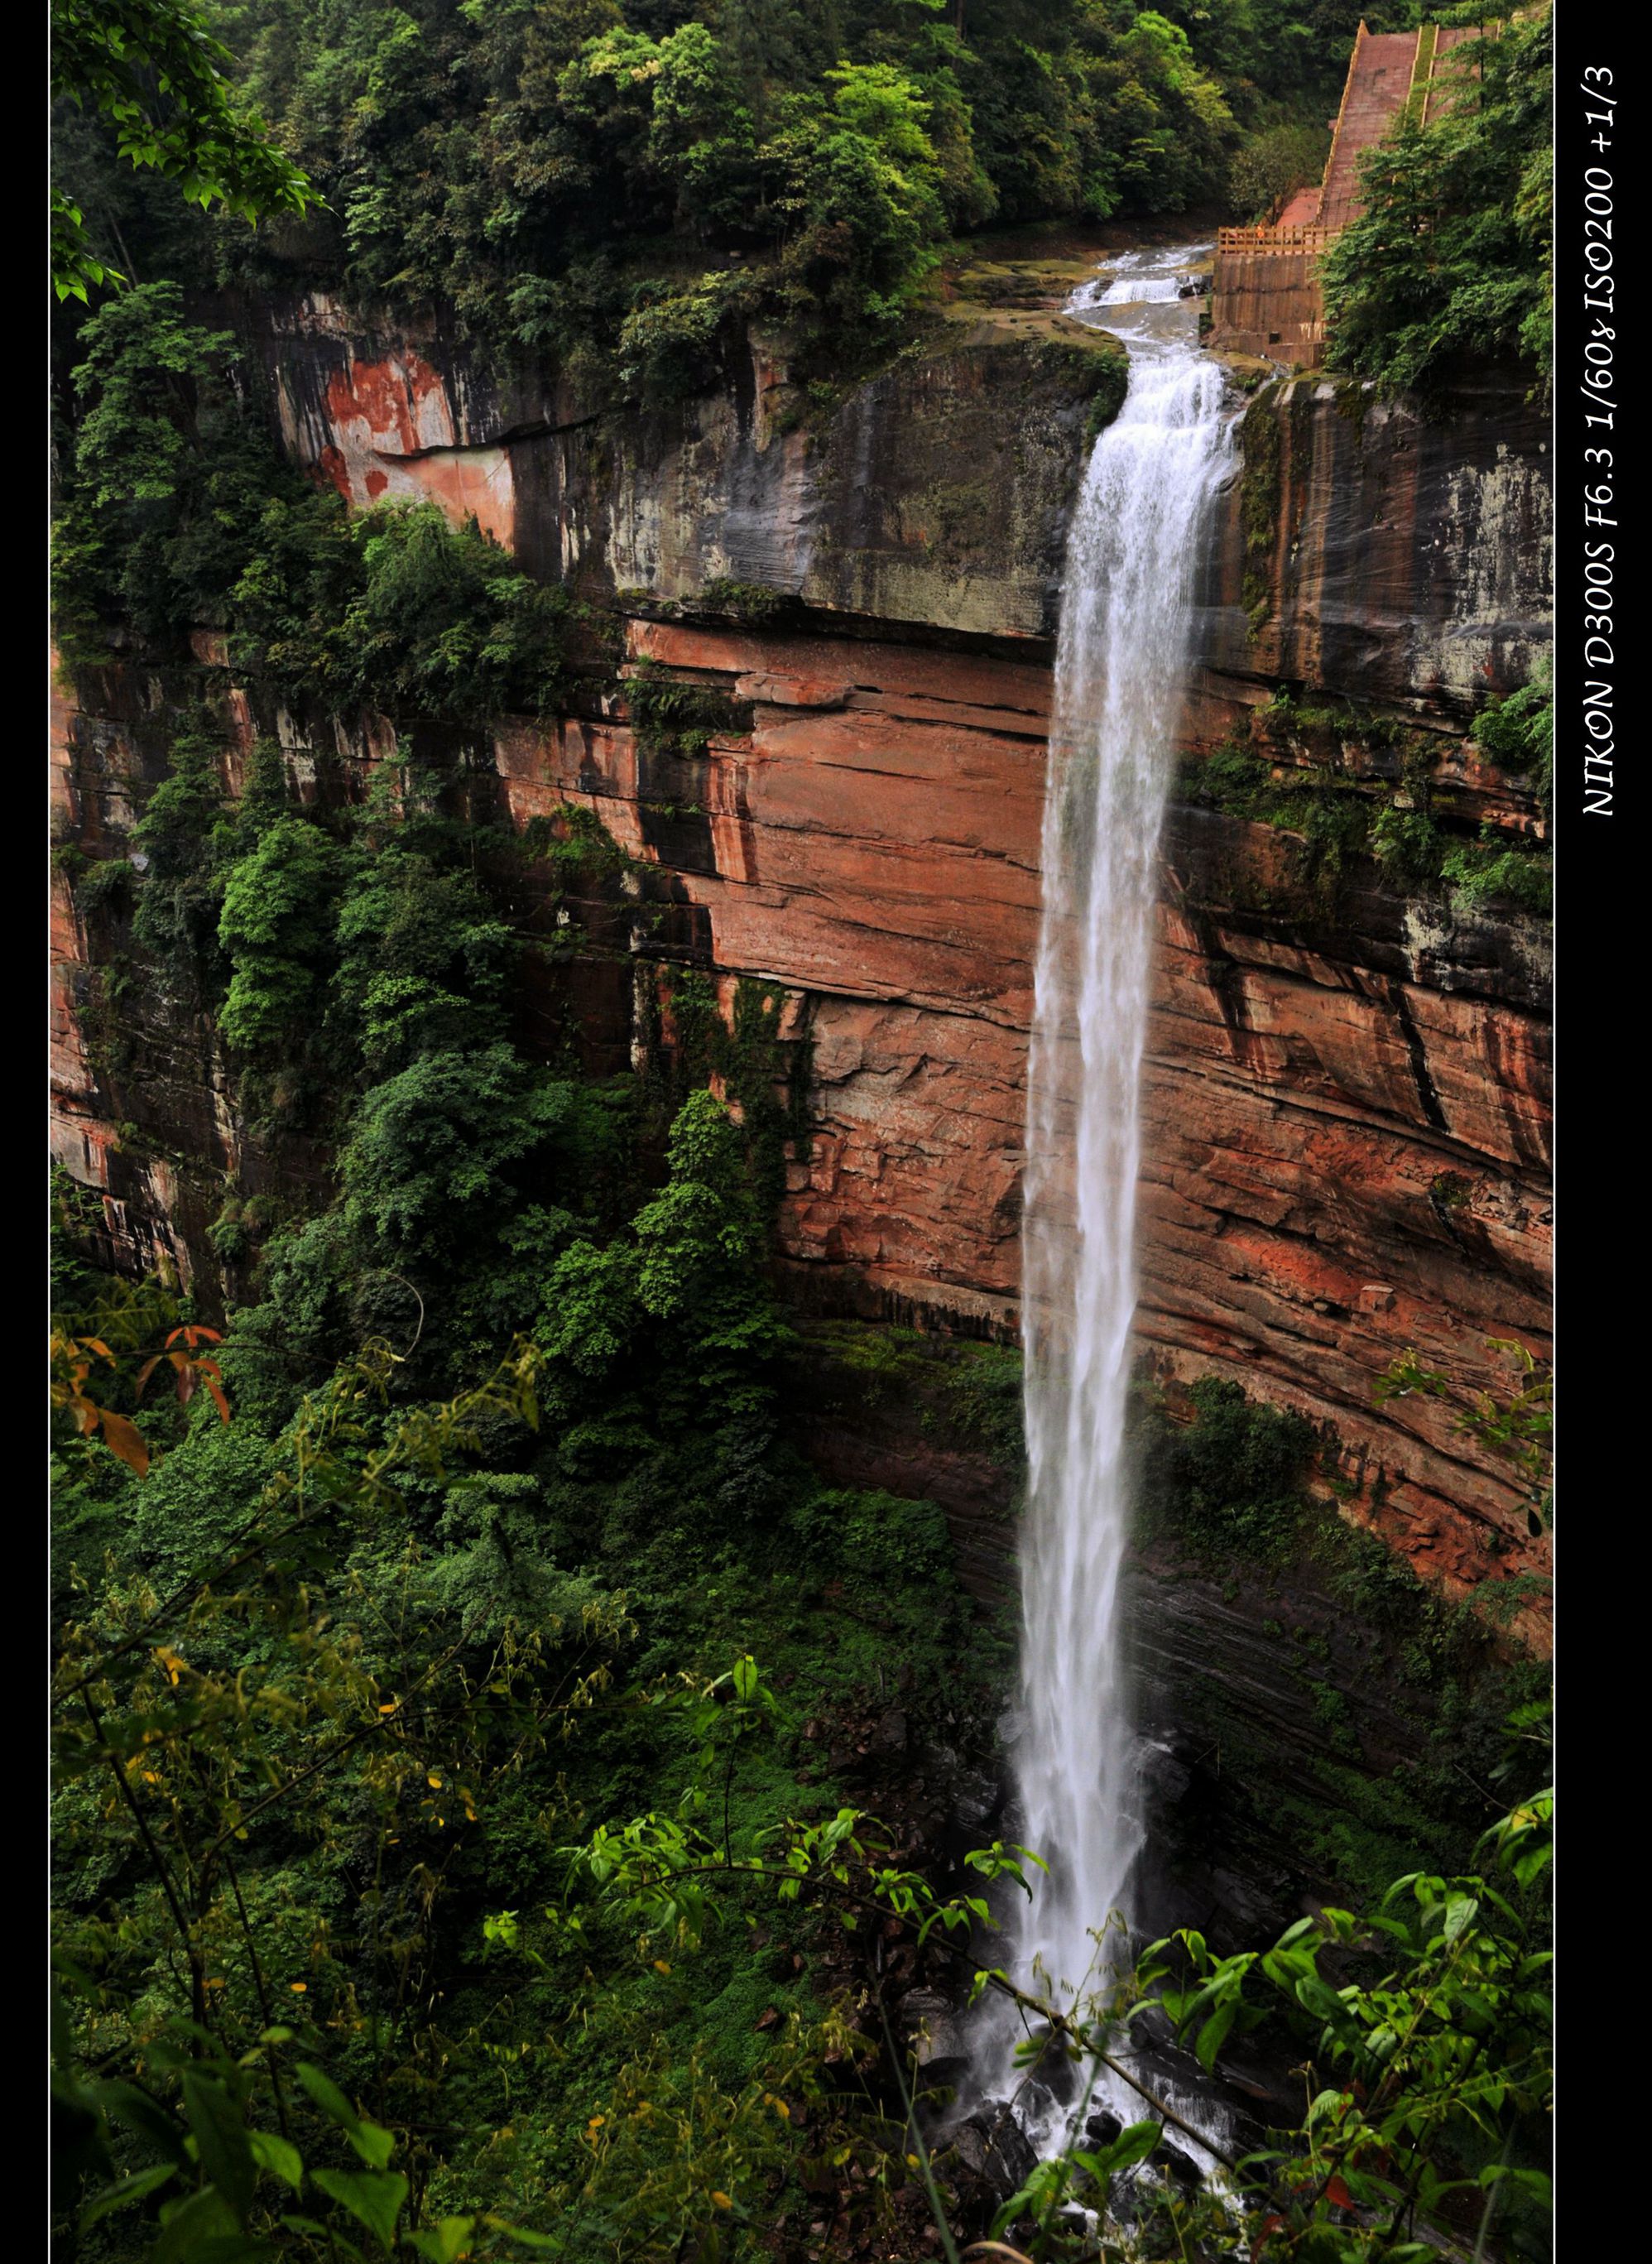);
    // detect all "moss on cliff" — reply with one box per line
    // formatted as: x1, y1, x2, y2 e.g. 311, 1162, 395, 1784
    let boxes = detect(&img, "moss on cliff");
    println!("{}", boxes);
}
1177, 695, 1554, 923
1238, 378, 1285, 638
